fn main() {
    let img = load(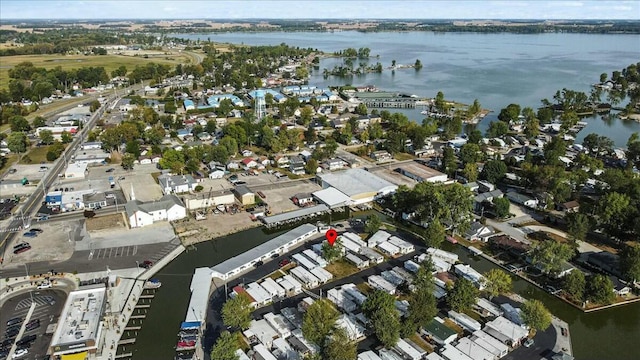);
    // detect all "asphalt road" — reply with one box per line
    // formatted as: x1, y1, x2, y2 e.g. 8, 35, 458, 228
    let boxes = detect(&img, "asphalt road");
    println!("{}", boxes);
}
0, 289, 67, 360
